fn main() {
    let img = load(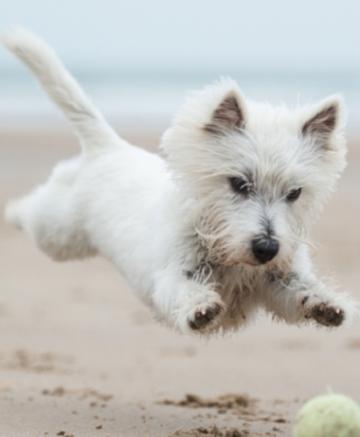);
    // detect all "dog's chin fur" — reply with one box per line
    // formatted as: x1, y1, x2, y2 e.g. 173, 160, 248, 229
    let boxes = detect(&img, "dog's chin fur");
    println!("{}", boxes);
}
3, 30, 357, 336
